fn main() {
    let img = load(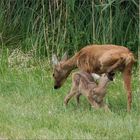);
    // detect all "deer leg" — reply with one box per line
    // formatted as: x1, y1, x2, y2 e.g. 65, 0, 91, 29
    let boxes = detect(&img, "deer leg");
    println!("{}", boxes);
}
64, 73, 80, 106
99, 101, 110, 112
87, 95, 100, 109
64, 87, 77, 106
107, 58, 123, 73
75, 92, 81, 105
103, 104, 110, 112
92, 92, 110, 112
122, 63, 133, 112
